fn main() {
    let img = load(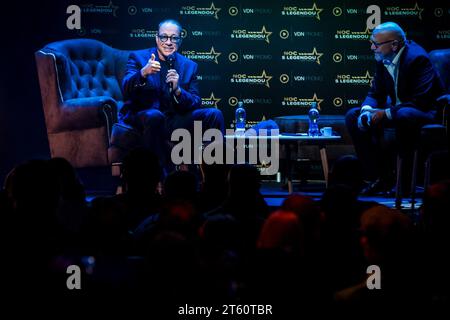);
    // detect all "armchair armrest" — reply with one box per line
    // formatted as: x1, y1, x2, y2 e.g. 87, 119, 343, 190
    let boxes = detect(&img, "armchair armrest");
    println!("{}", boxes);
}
437, 94, 450, 105
437, 94, 449, 129
50, 96, 118, 133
